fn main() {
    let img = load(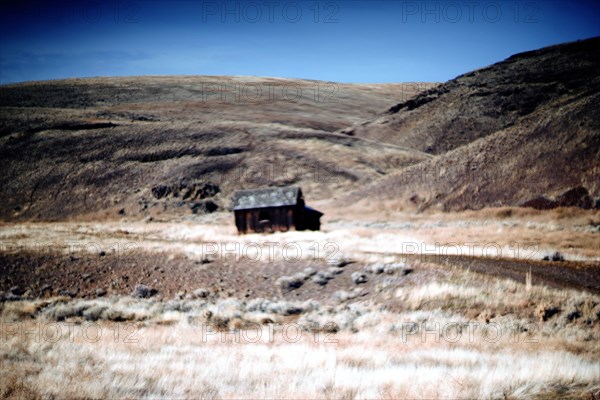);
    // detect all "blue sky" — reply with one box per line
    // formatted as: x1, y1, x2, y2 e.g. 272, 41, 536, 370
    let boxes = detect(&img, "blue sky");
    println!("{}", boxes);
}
1, 0, 599, 84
